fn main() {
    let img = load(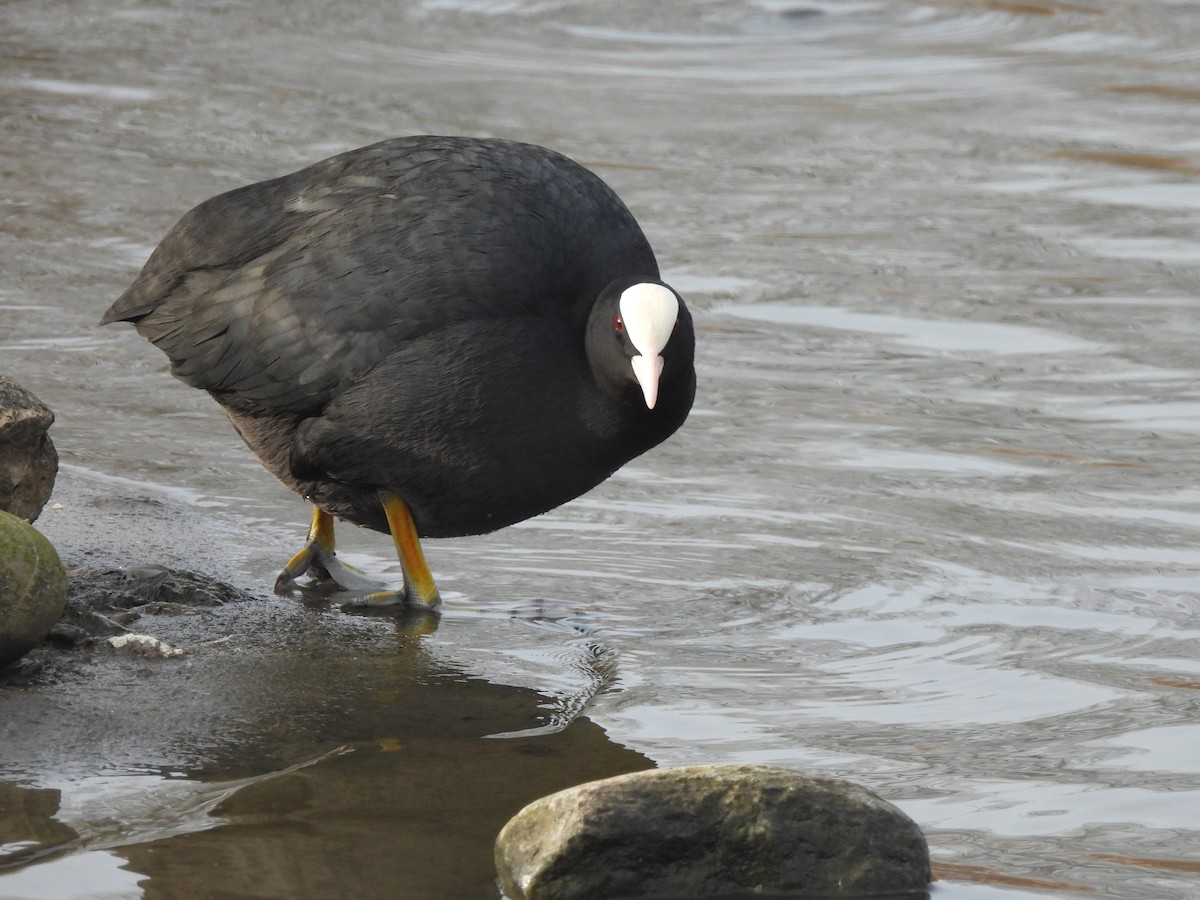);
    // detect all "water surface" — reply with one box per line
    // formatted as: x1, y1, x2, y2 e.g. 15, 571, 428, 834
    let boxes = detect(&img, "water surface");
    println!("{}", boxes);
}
3, 0, 1200, 897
